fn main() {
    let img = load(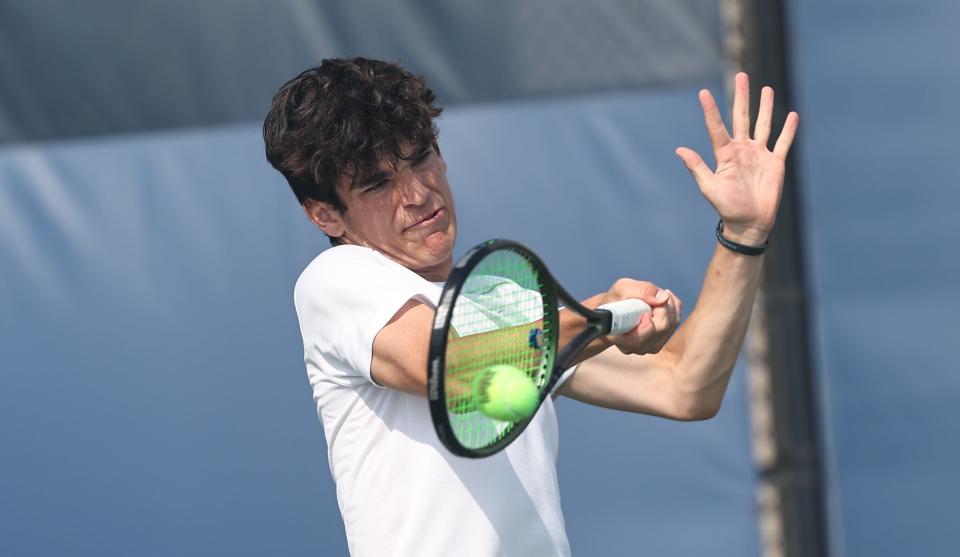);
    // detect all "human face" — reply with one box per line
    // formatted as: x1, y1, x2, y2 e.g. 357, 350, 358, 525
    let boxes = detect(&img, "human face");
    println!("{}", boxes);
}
333, 144, 457, 281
